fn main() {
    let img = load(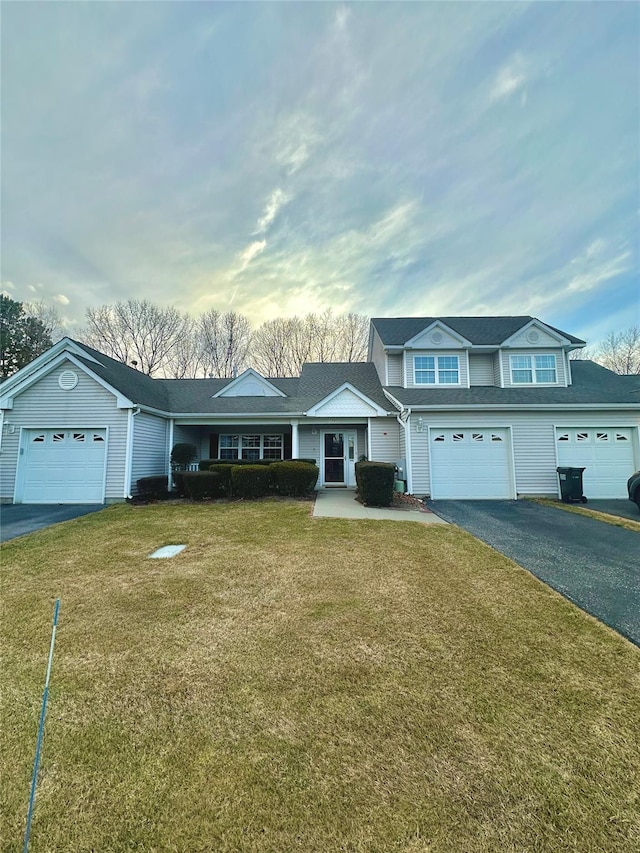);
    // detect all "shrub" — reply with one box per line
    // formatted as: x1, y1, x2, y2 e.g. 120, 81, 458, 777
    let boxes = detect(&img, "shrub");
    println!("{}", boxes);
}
231, 465, 272, 499
200, 458, 274, 469
171, 471, 186, 497
355, 461, 395, 507
207, 463, 235, 496
136, 475, 169, 501
183, 471, 227, 501
270, 461, 319, 497
171, 443, 198, 468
